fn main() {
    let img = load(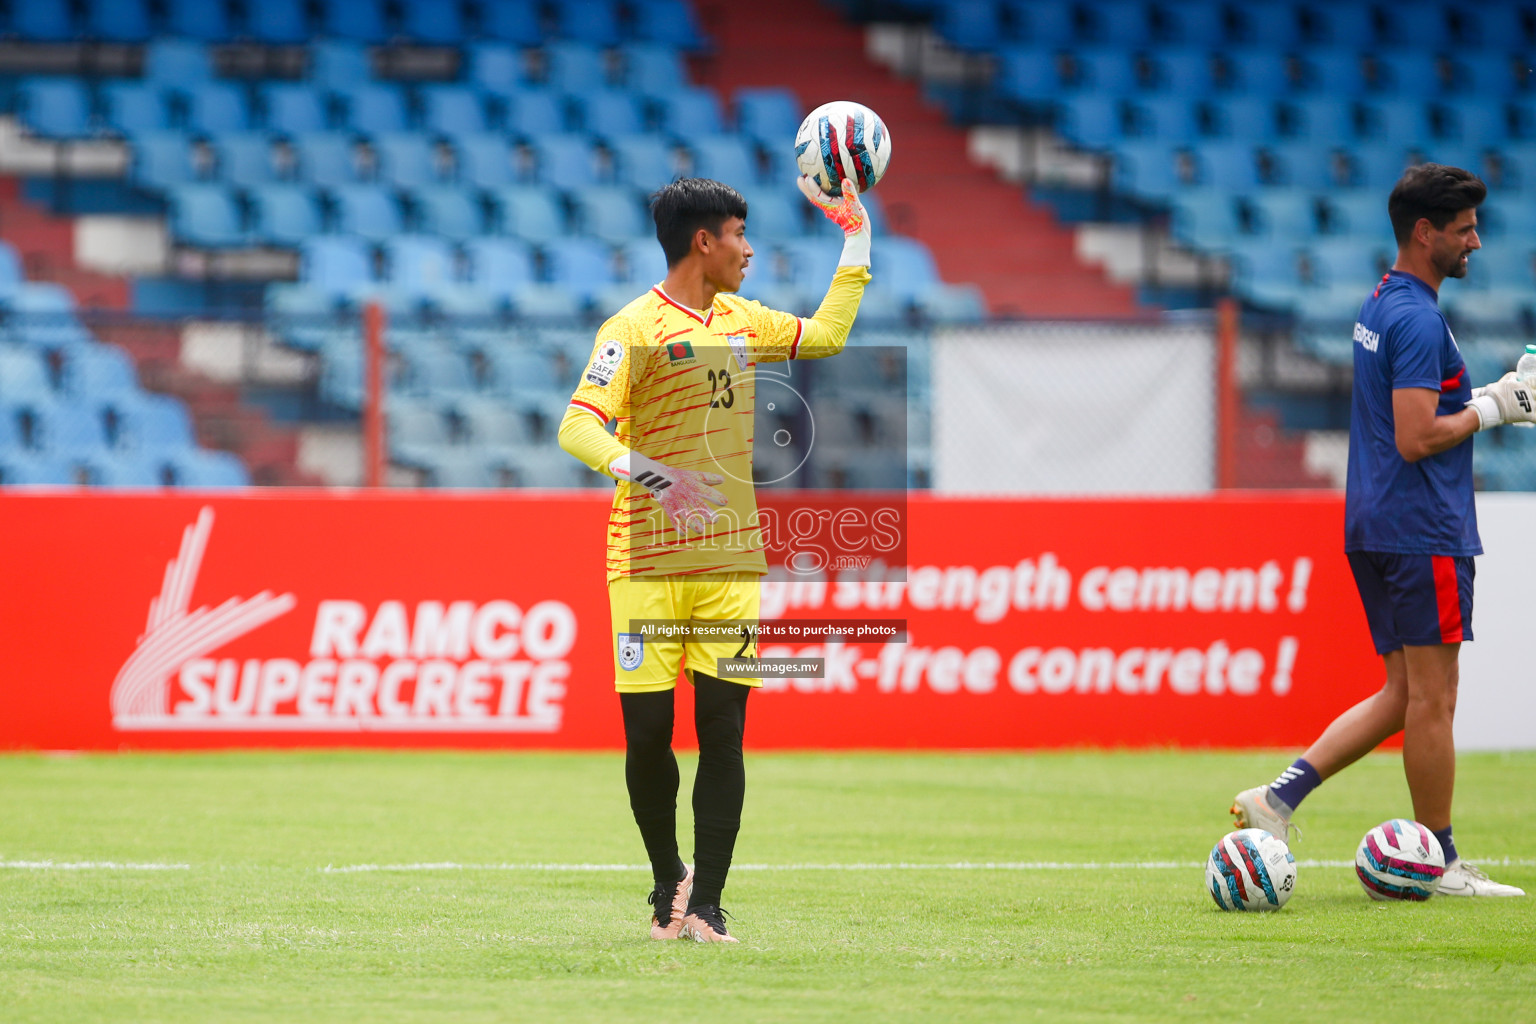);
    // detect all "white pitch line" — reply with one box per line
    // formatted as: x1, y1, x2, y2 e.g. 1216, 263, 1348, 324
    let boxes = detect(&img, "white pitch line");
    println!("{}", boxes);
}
0, 860, 190, 871
319, 858, 1536, 874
